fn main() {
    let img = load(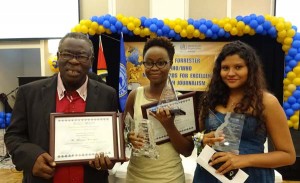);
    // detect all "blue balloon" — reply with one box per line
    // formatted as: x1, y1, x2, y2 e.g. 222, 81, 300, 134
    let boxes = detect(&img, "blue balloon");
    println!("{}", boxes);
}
249, 20, 258, 29
151, 18, 158, 24
156, 29, 163, 36
292, 103, 300, 111
0, 118, 3, 123
211, 34, 218, 40
283, 102, 291, 110
0, 112, 4, 118
97, 16, 105, 24
285, 55, 293, 62
250, 13, 257, 19
211, 24, 219, 33
115, 21, 123, 30
109, 16, 117, 25
162, 25, 170, 34
121, 26, 129, 34
256, 15, 265, 24
236, 15, 243, 21
262, 21, 271, 30
293, 90, 300, 99
144, 19, 152, 27
285, 108, 294, 117
104, 14, 111, 20
0, 123, 5, 129
110, 25, 117, 33
156, 20, 164, 29
199, 18, 206, 24
292, 41, 300, 48
140, 16, 147, 26
288, 48, 298, 57
188, 18, 194, 24
128, 31, 134, 36
288, 96, 297, 104
294, 54, 300, 61
193, 20, 201, 29
285, 65, 292, 73
199, 24, 207, 33
206, 29, 213, 37
242, 16, 251, 24
267, 27, 276, 37
205, 20, 213, 28
292, 25, 298, 32
174, 34, 181, 40
149, 24, 158, 32
91, 16, 98, 22
218, 29, 225, 37
224, 32, 231, 38
168, 30, 176, 38
289, 60, 297, 68
103, 20, 110, 28
255, 25, 264, 34
294, 33, 300, 40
